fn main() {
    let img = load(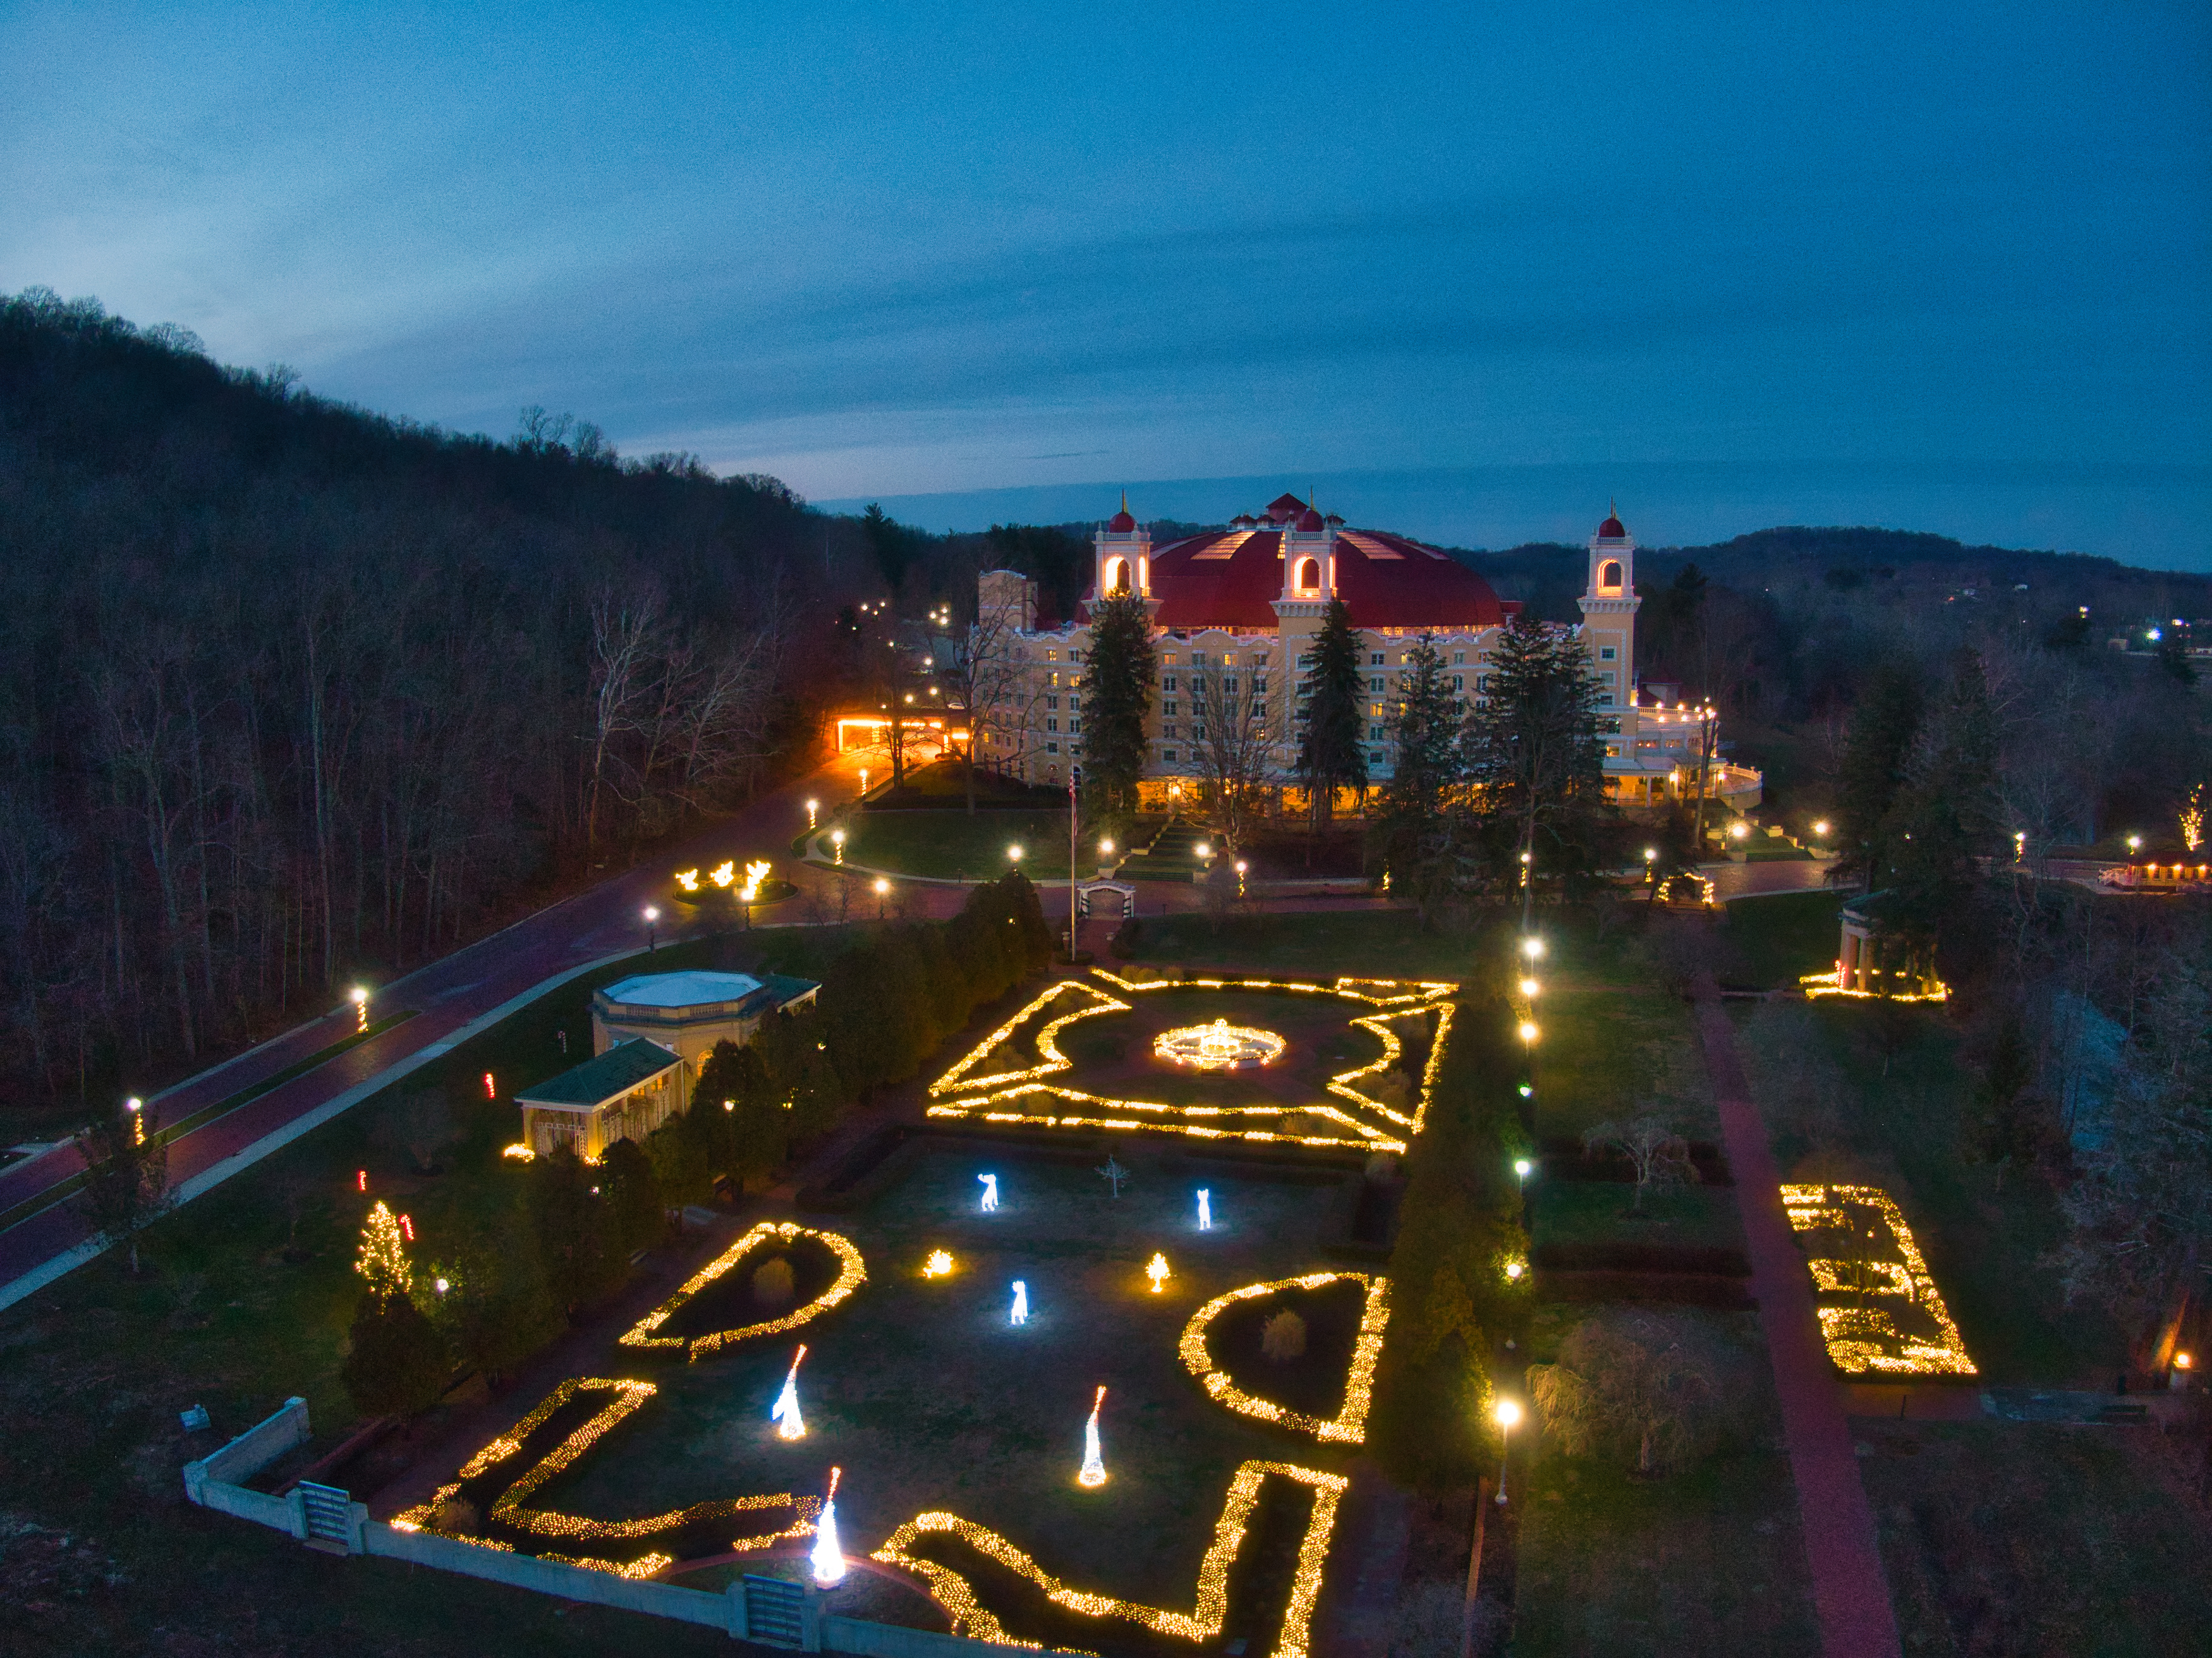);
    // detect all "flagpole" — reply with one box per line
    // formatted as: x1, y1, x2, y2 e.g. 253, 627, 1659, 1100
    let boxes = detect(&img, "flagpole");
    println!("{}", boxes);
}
1068, 772, 1079, 961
